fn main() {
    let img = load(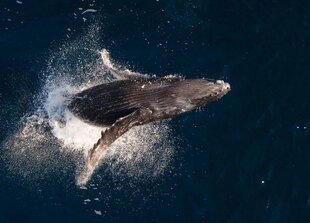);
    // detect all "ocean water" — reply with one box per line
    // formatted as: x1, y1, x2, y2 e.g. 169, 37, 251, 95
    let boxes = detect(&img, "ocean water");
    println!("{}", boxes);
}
0, 0, 309, 222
